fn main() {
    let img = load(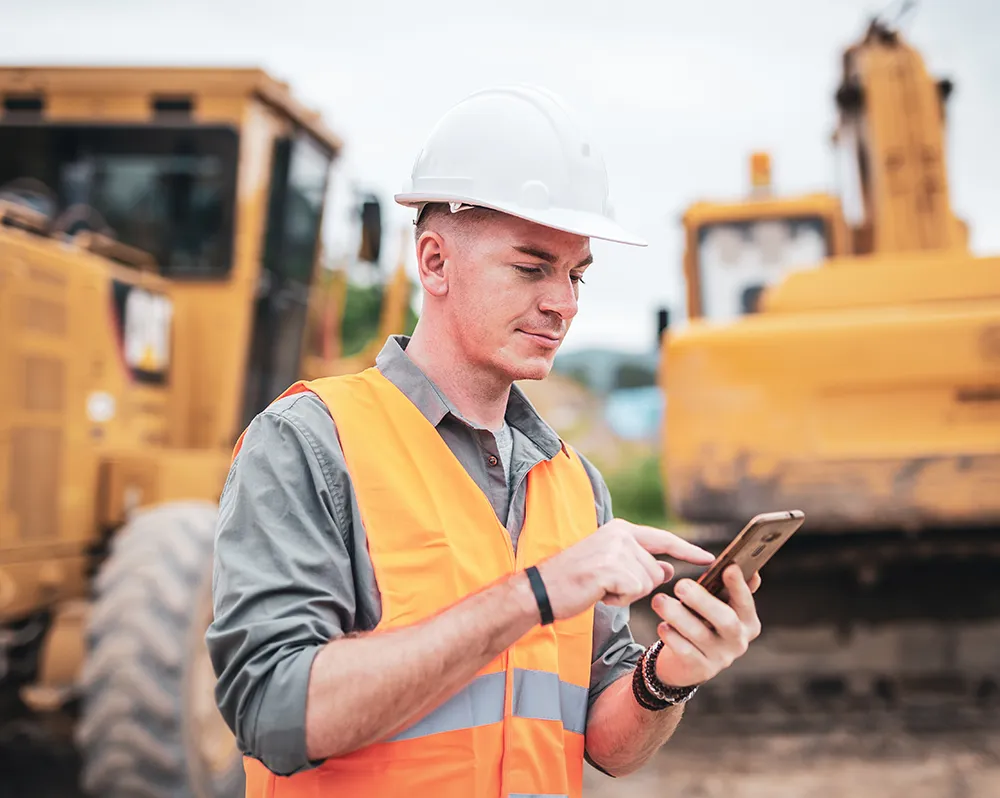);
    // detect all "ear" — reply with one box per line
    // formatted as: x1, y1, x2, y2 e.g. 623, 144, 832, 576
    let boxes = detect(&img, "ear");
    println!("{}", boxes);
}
415, 230, 449, 298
